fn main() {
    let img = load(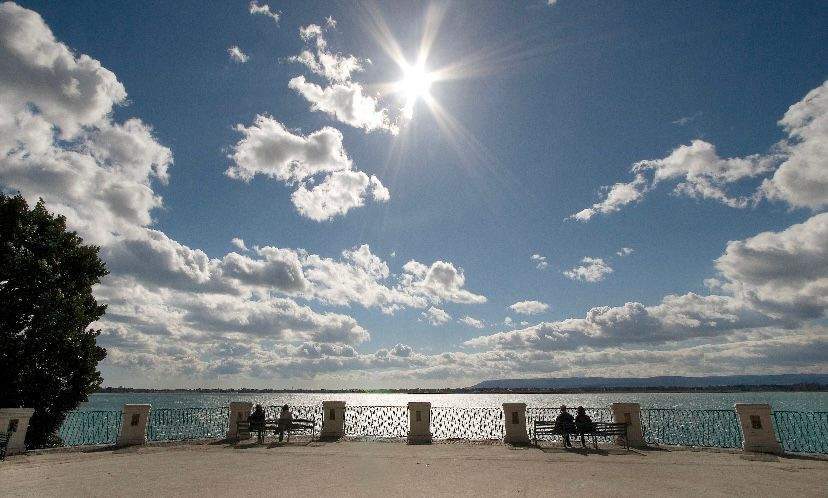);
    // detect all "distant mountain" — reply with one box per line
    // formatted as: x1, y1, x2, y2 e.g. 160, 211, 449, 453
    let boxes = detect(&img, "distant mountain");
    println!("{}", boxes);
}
471, 374, 828, 390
